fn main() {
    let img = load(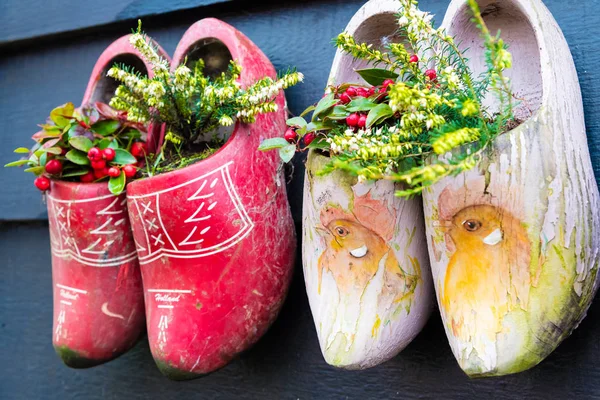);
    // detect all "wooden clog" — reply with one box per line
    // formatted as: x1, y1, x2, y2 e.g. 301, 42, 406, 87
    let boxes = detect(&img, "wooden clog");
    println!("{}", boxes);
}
302, 0, 434, 370
126, 19, 296, 380
423, 0, 600, 376
50, 35, 167, 367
